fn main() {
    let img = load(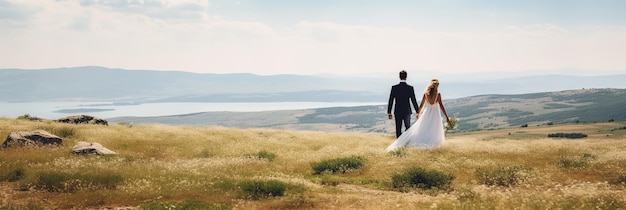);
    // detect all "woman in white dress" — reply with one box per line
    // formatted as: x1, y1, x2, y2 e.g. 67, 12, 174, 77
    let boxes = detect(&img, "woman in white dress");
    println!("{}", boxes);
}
387, 79, 450, 151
